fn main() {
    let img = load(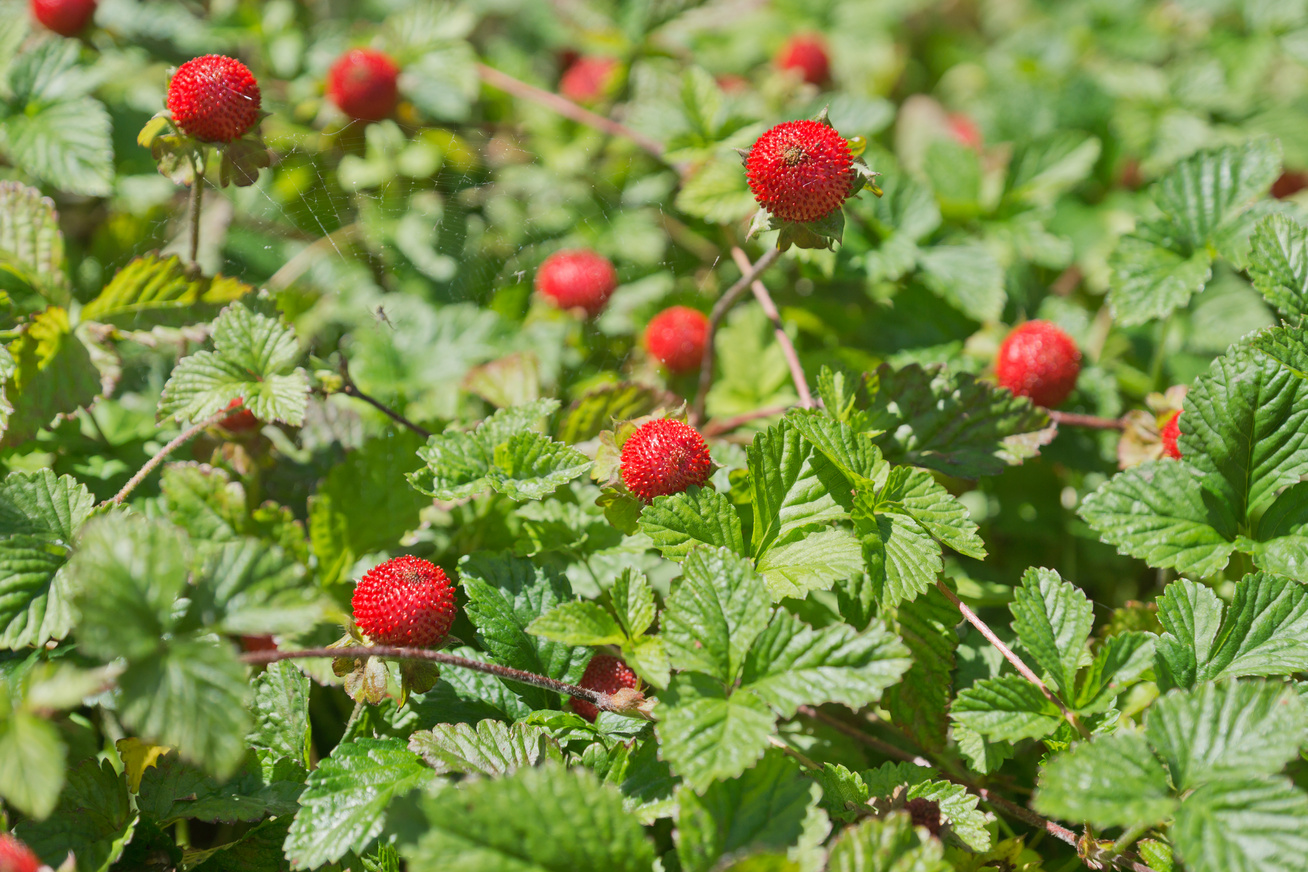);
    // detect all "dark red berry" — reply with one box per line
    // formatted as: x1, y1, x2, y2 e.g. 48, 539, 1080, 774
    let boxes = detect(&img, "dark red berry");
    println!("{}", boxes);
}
745, 120, 856, 223
1160, 410, 1182, 459
167, 55, 262, 144
535, 249, 618, 318
326, 49, 400, 123
1272, 170, 1308, 199
995, 320, 1081, 408
620, 418, 712, 502
218, 397, 259, 433
351, 556, 457, 648
0, 834, 40, 872
775, 35, 830, 86
905, 797, 942, 837
30, 0, 96, 36
559, 56, 618, 104
644, 306, 709, 374
570, 654, 639, 722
